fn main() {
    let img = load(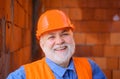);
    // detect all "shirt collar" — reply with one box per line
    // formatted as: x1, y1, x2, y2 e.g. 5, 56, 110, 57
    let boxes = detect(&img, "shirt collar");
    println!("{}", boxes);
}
46, 58, 75, 77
